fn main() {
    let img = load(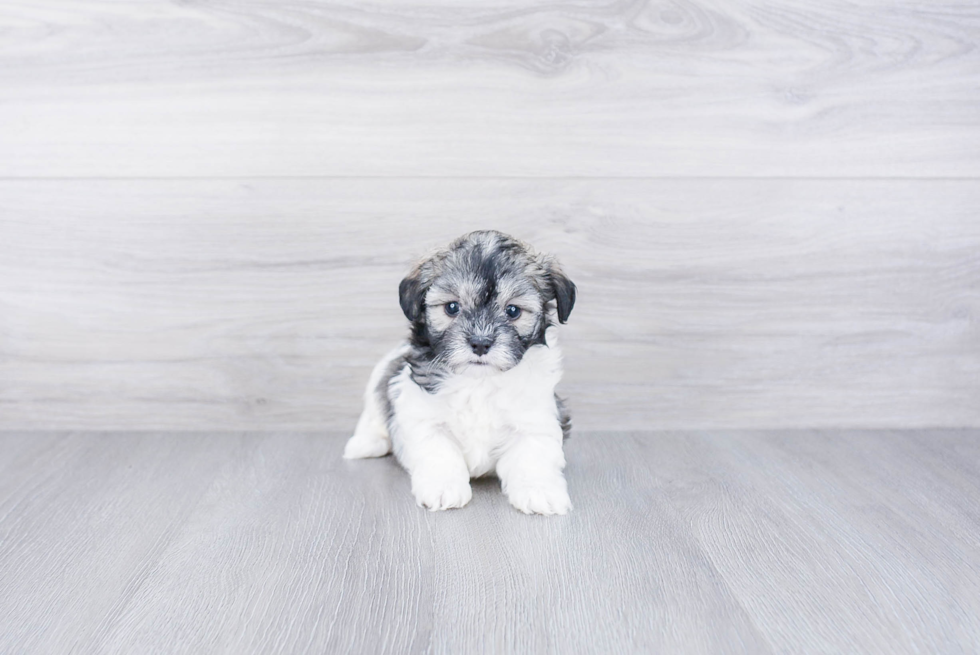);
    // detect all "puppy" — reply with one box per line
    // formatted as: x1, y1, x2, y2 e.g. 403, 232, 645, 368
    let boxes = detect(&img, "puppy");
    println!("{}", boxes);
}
344, 230, 576, 515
